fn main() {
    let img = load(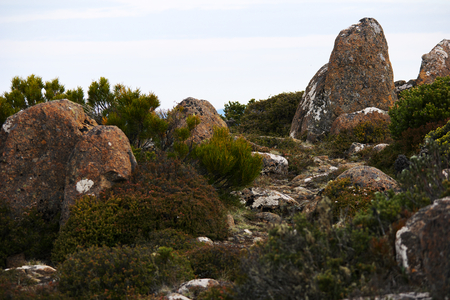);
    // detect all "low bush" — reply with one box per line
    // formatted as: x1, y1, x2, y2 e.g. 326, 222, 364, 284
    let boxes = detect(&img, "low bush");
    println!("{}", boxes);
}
52, 156, 228, 262
58, 245, 194, 299
324, 178, 377, 222
0, 199, 59, 268
195, 127, 263, 190
239, 91, 304, 136
389, 76, 450, 140
187, 244, 242, 281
